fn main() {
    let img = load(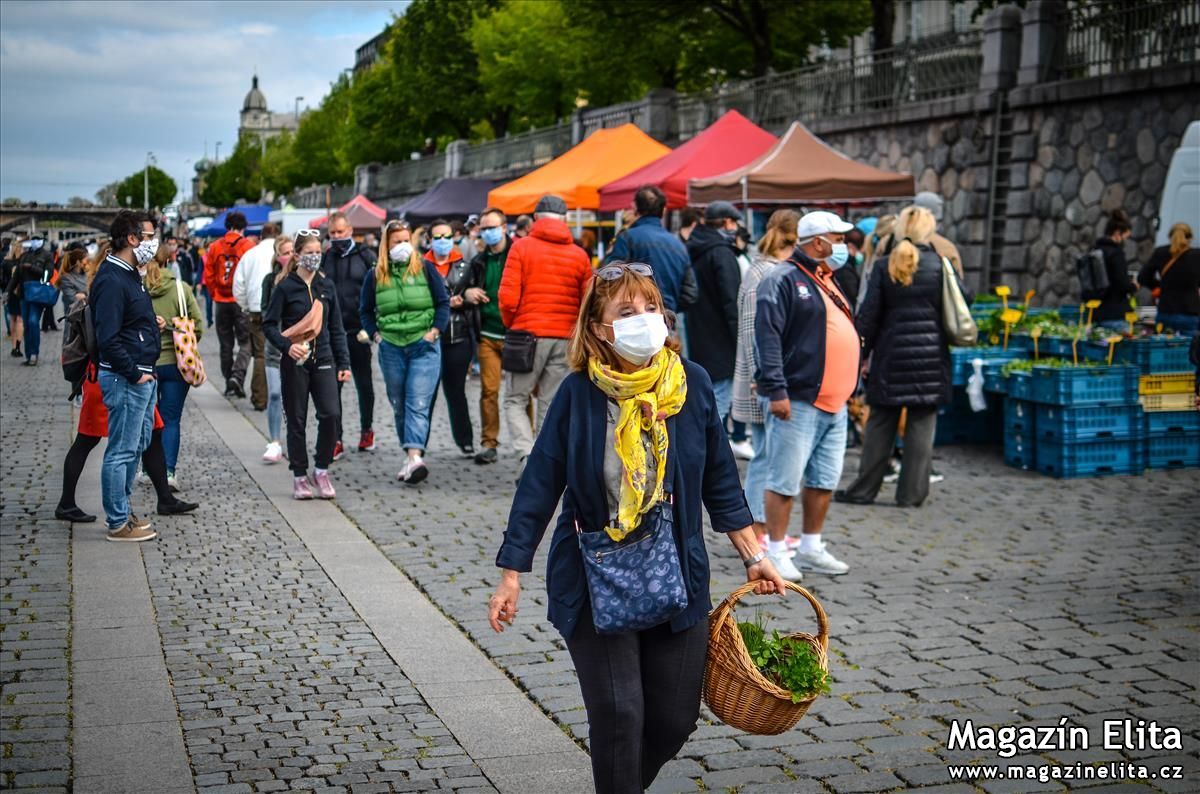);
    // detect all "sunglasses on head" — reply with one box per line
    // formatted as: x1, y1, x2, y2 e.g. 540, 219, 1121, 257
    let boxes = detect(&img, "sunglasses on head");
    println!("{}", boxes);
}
595, 262, 653, 280
295, 229, 321, 238
385, 220, 410, 231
